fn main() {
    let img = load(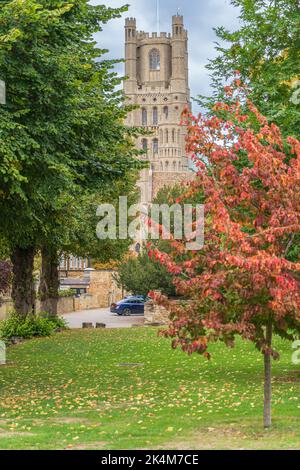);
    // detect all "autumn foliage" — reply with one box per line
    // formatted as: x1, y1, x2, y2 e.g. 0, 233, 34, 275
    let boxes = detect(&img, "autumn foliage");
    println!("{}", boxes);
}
150, 82, 300, 360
